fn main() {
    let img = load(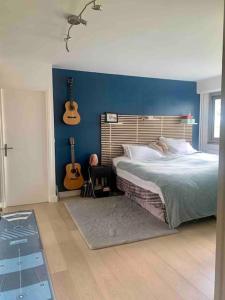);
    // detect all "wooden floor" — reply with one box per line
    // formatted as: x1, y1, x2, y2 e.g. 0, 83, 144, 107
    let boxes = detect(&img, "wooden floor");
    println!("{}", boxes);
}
4, 201, 216, 300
